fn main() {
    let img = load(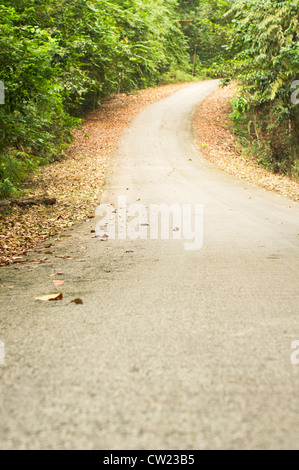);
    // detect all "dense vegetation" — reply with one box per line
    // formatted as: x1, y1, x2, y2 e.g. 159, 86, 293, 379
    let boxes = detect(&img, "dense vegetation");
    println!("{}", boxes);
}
226, 0, 299, 178
178, 0, 231, 75
0, 0, 191, 197
0, 0, 298, 198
